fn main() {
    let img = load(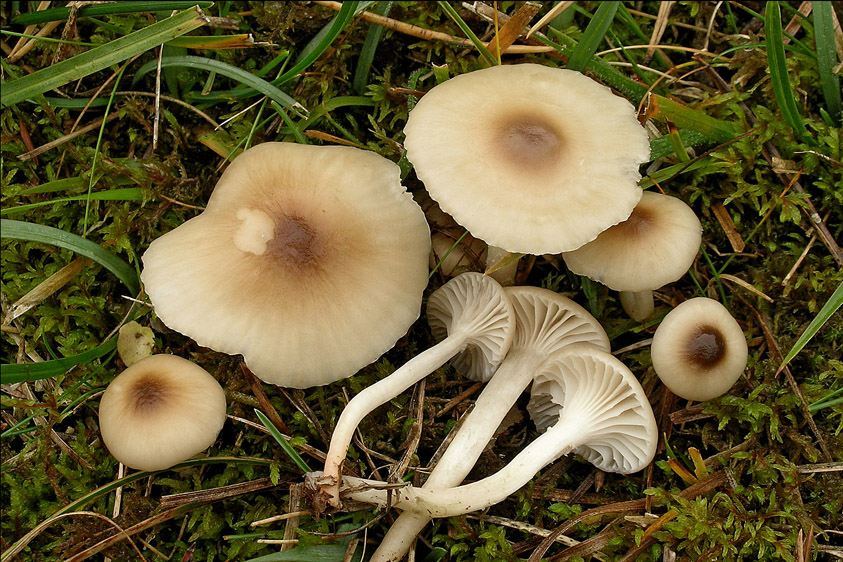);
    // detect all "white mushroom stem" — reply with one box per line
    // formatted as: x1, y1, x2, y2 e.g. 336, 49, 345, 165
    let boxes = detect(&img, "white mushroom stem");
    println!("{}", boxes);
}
317, 272, 515, 511
319, 334, 471, 507
368, 286, 611, 561
344, 418, 583, 517
619, 290, 655, 322
369, 351, 541, 561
